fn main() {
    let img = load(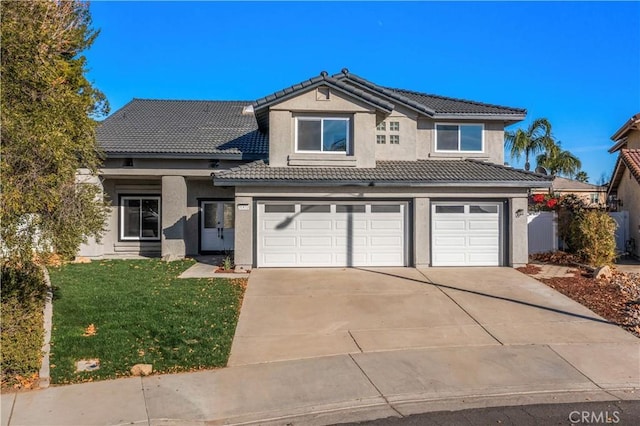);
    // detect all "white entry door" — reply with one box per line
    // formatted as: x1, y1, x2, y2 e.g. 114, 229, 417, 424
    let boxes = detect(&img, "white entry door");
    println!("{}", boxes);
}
257, 202, 406, 267
431, 202, 502, 266
200, 201, 235, 252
